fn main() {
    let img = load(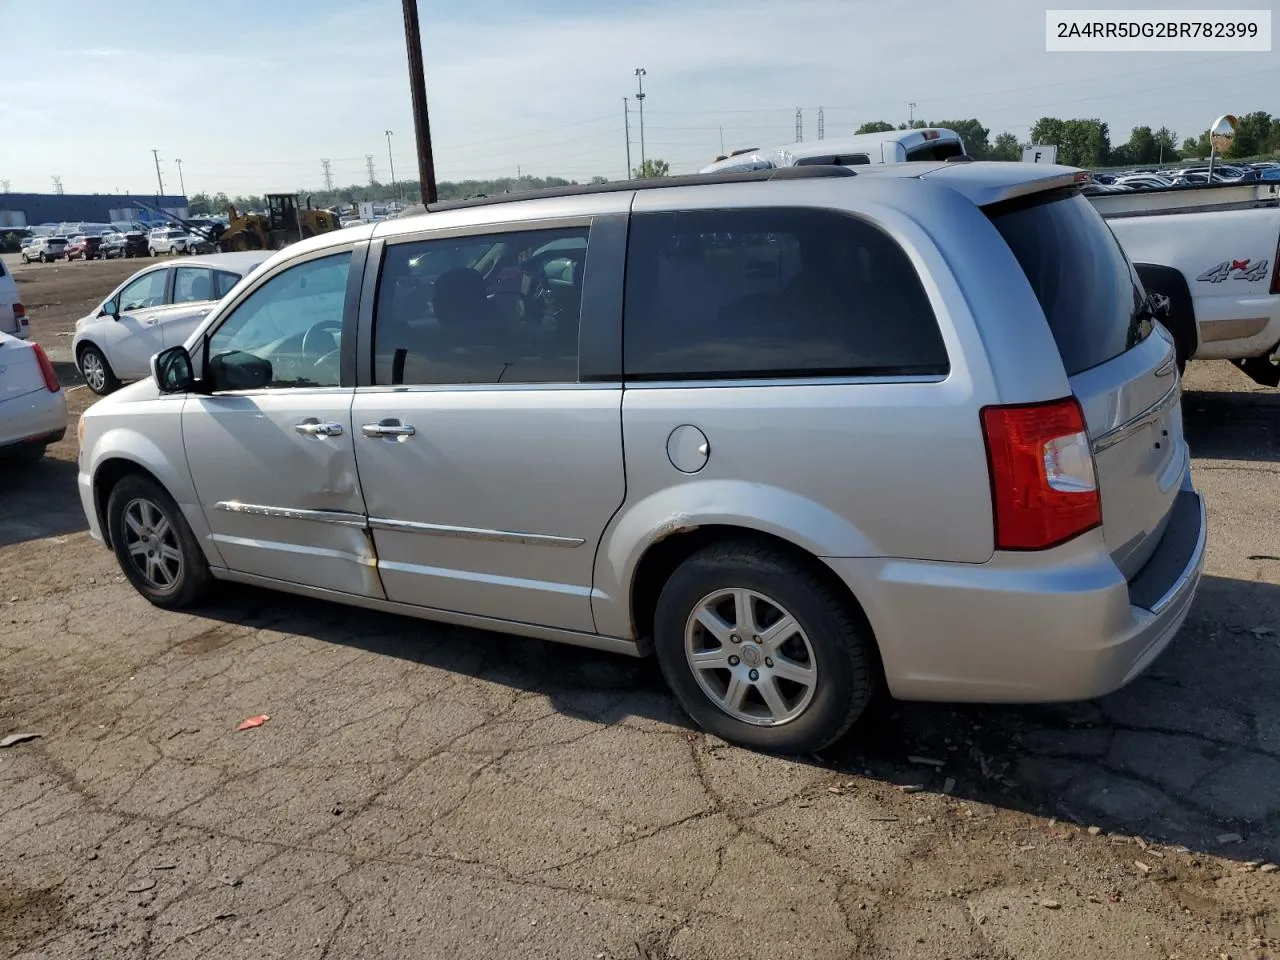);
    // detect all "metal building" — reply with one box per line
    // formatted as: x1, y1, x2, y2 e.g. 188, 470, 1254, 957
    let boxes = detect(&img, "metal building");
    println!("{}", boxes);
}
0, 193, 190, 229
